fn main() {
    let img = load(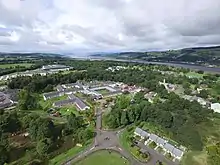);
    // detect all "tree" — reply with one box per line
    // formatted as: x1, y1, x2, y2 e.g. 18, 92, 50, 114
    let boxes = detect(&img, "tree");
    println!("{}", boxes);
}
36, 138, 52, 156
120, 111, 129, 126
18, 89, 39, 110
28, 118, 55, 141
197, 90, 209, 99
